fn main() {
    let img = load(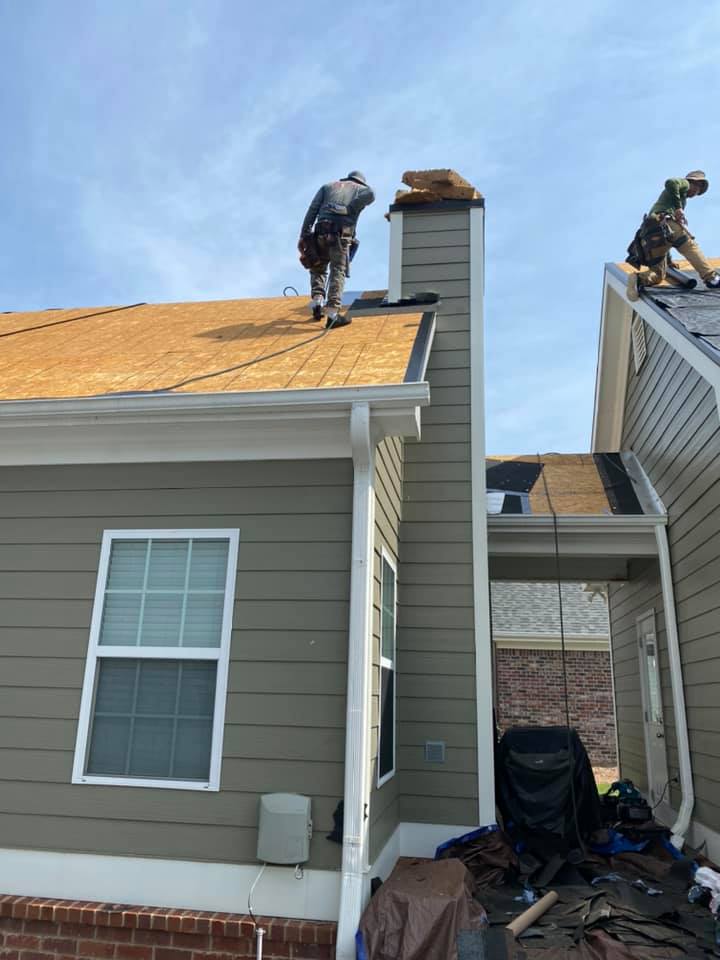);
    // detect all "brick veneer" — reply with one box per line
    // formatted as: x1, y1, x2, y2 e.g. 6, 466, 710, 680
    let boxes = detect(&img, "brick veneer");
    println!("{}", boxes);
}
0, 895, 336, 960
495, 647, 617, 767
